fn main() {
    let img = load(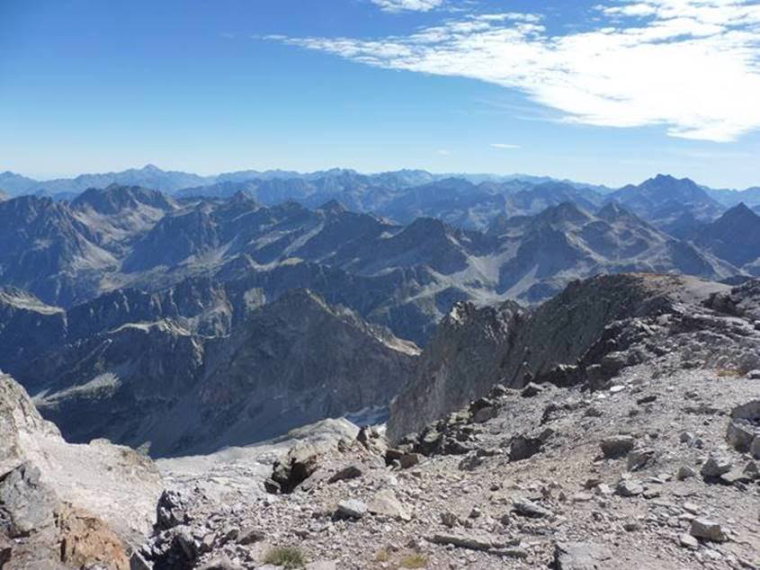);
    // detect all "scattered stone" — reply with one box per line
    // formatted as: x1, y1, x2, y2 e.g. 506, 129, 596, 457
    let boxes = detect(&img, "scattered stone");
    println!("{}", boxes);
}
336, 499, 367, 519
627, 448, 656, 471
679, 533, 699, 550
676, 466, 697, 481
572, 492, 593, 503
690, 518, 728, 543
584, 405, 604, 418
616, 480, 643, 497
701, 454, 733, 480
428, 533, 496, 551
679, 431, 696, 445
472, 406, 498, 424
521, 383, 545, 398
440, 511, 458, 528
237, 527, 265, 545
751, 438, 760, 460
328, 464, 363, 483
600, 435, 635, 459
399, 453, 422, 469
512, 498, 553, 518
553, 541, 613, 570
367, 490, 410, 521
509, 434, 544, 462
596, 484, 614, 496
636, 394, 657, 405
198, 555, 244, 570
306, 562, 338, 570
